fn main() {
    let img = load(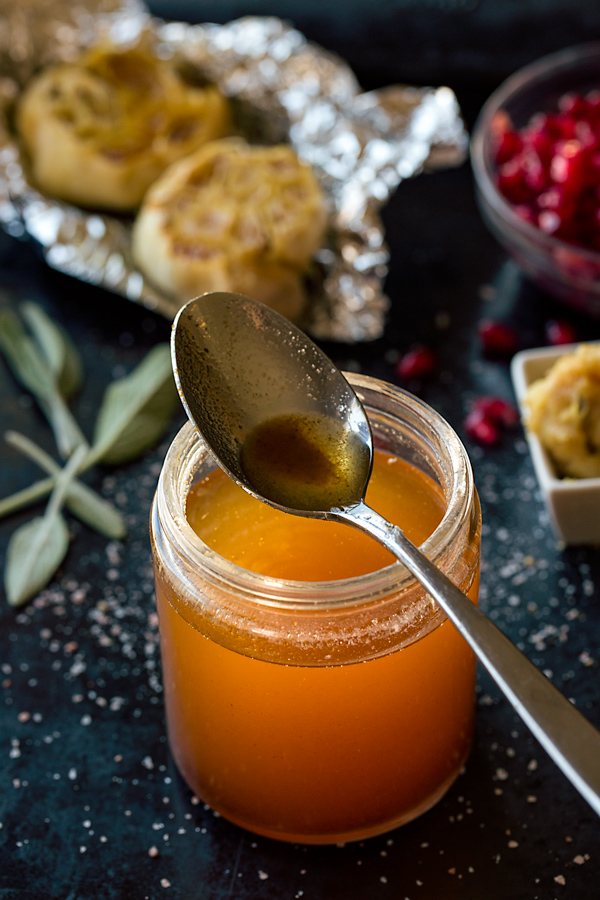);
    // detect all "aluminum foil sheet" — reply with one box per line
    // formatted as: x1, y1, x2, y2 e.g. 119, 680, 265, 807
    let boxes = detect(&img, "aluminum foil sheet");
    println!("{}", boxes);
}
0, 0, 468, 341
